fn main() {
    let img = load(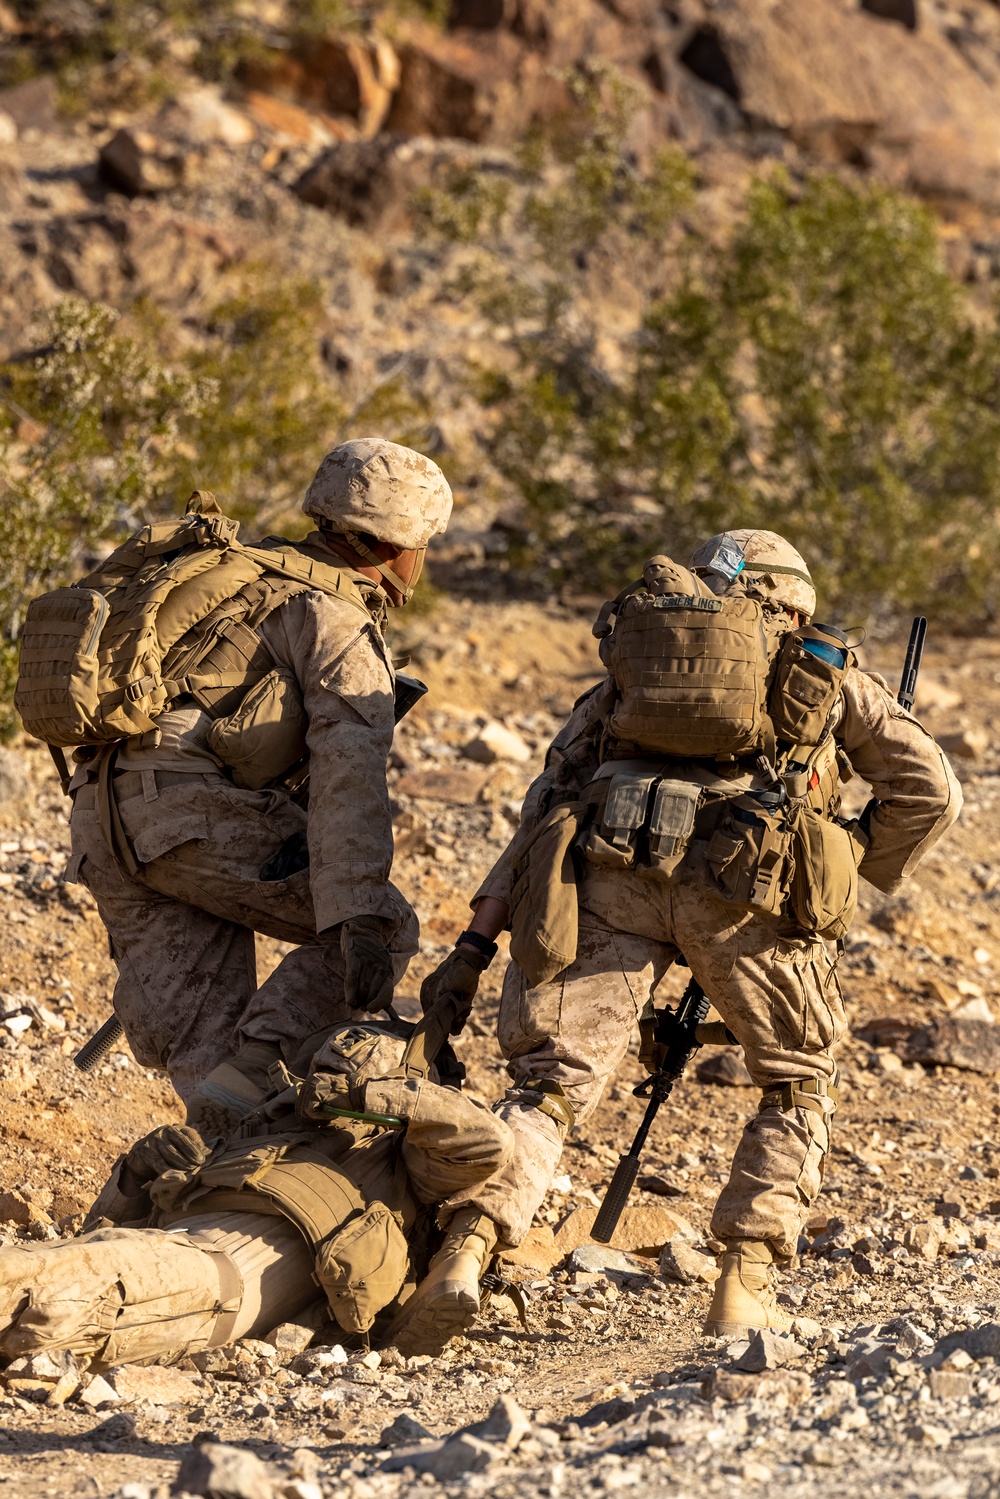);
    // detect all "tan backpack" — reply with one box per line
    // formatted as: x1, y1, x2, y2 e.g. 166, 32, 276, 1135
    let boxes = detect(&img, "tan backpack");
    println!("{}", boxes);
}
14, 490, 374, 750
594, 555, 787, 760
